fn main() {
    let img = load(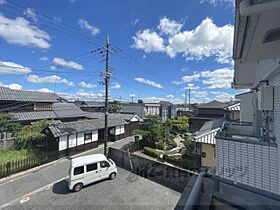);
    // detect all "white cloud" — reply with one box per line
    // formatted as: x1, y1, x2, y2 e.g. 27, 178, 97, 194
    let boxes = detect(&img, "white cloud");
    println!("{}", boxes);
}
134, 77, 164, 89
53, 16, 62, 23
172, 73, 200, 85
78, 18, 100, 35
0, 15, 50, 49
131, 18, 140, 26
39, 56, 48, 61
166, 94, 174, 98
132, 29, 165, 53
129, 94, 136, 97
0, 82, 23, 90
23, 8, 37, 22
111, 83, 121, 89
0, 0, 7, 5
158, 17, 183, 36
201, 67, 233, 89
181, 67, 188, 72
185, 83, 200, 90
166, 17, 234, 63
53, 57, 84, 70
35, 88, 54, 93
212, 91, 235, 101
76, 89, 103, 99
0, 61, 31, 74
27, 75, 75, 87
79, 81, 96, 88
200, 0, 234, 6
192, 90, 208, 98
